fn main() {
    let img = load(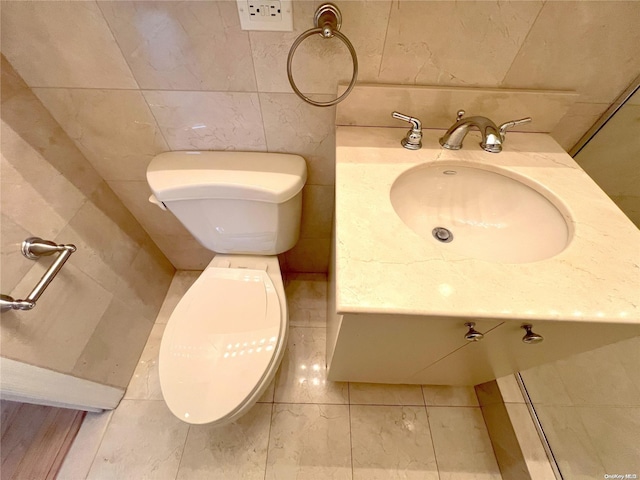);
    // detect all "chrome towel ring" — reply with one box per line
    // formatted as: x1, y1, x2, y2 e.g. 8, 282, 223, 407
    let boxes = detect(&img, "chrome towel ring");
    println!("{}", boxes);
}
287, 3, 358, 107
